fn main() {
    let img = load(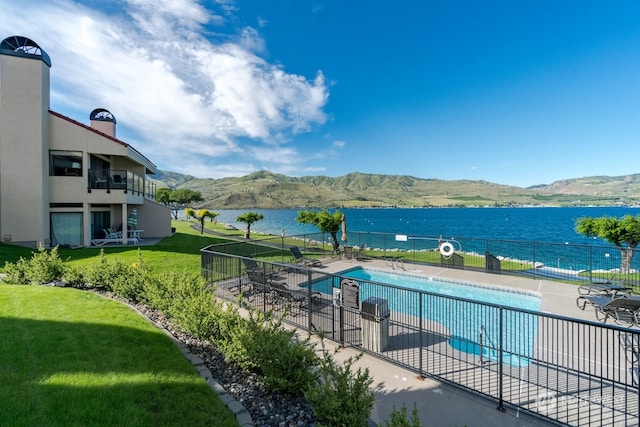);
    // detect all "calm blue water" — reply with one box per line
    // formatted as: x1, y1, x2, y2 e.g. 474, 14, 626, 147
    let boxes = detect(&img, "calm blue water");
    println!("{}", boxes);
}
342, 267, 540, 367
213, 206, 640, 271
213, 206, 639, 244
